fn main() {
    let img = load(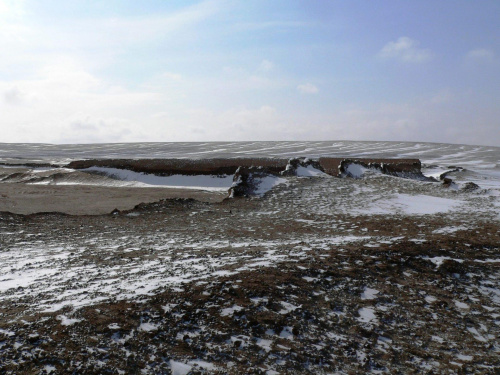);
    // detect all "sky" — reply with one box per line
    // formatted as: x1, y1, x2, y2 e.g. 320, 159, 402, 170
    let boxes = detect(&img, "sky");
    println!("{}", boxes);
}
0, 0, 499, 146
